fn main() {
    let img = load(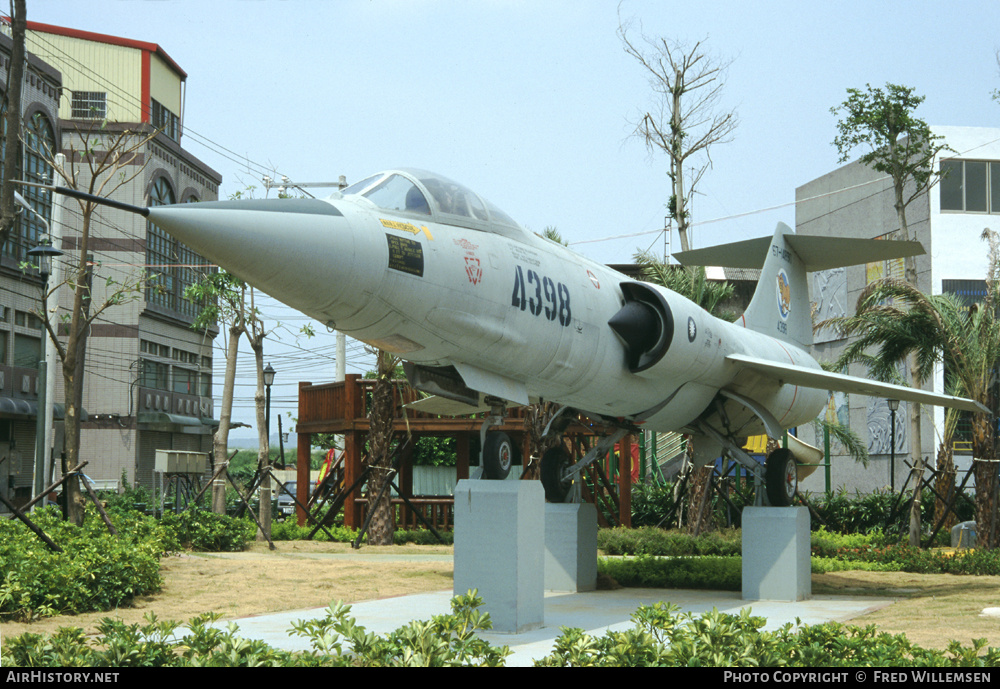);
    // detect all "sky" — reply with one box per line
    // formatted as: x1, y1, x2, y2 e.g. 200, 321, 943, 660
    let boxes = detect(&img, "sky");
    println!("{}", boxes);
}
31, 0, 1000, 441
